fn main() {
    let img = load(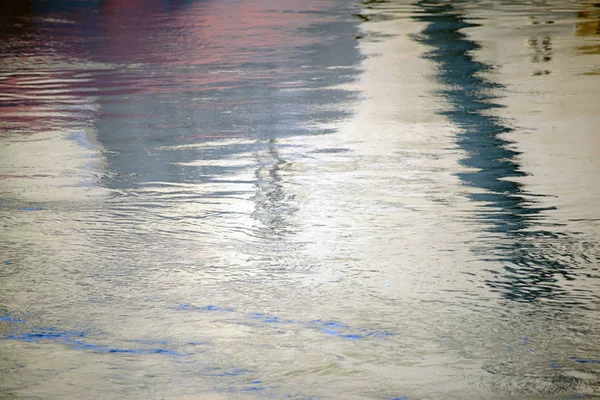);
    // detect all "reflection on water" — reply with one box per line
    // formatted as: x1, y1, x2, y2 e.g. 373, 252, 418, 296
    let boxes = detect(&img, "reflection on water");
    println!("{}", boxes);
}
412, 1, 590, 306
577, 3, 600, 37
1, 0, 600, 399
577, 2, 600, 60
529, 34, 552, 76
251, 139, 297, 237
